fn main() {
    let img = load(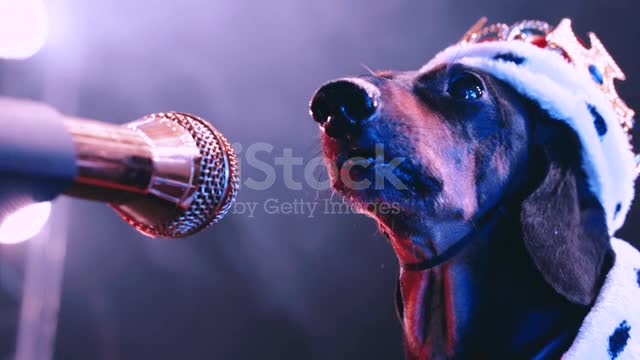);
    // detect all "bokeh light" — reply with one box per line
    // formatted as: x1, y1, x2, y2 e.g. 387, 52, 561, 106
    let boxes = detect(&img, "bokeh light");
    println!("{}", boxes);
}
0, 202, 52, 244
0, 0, 49, 59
